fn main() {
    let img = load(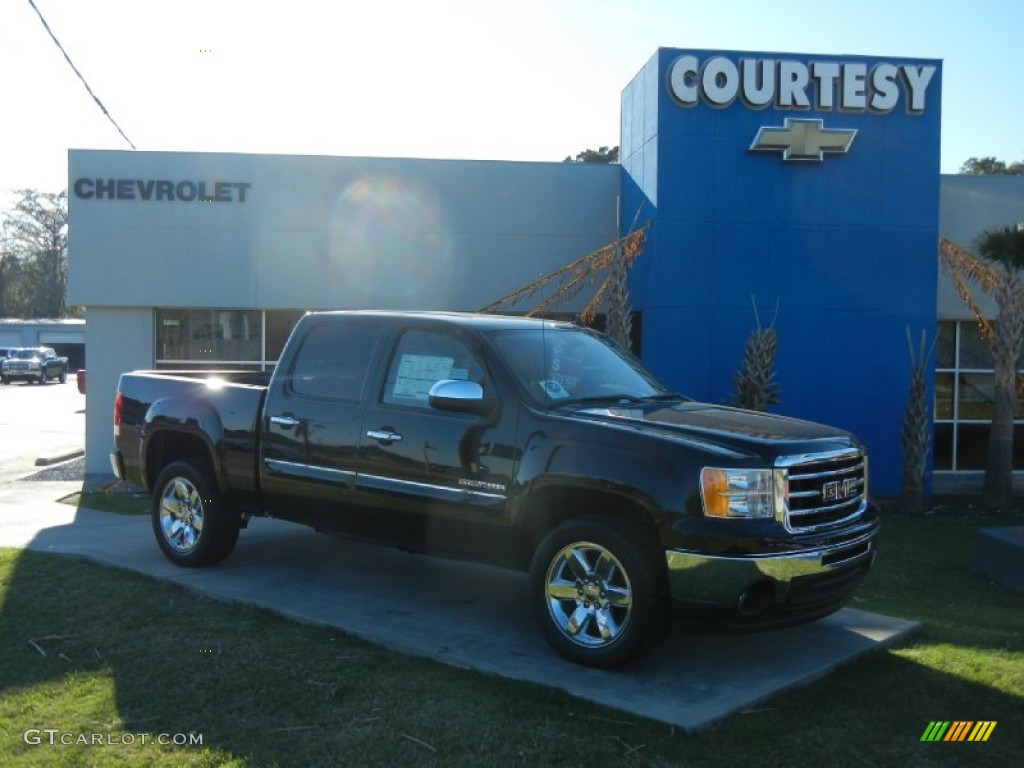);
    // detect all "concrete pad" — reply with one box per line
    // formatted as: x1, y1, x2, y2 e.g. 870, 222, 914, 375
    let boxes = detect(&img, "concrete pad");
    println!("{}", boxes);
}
0, 486, 919, 732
